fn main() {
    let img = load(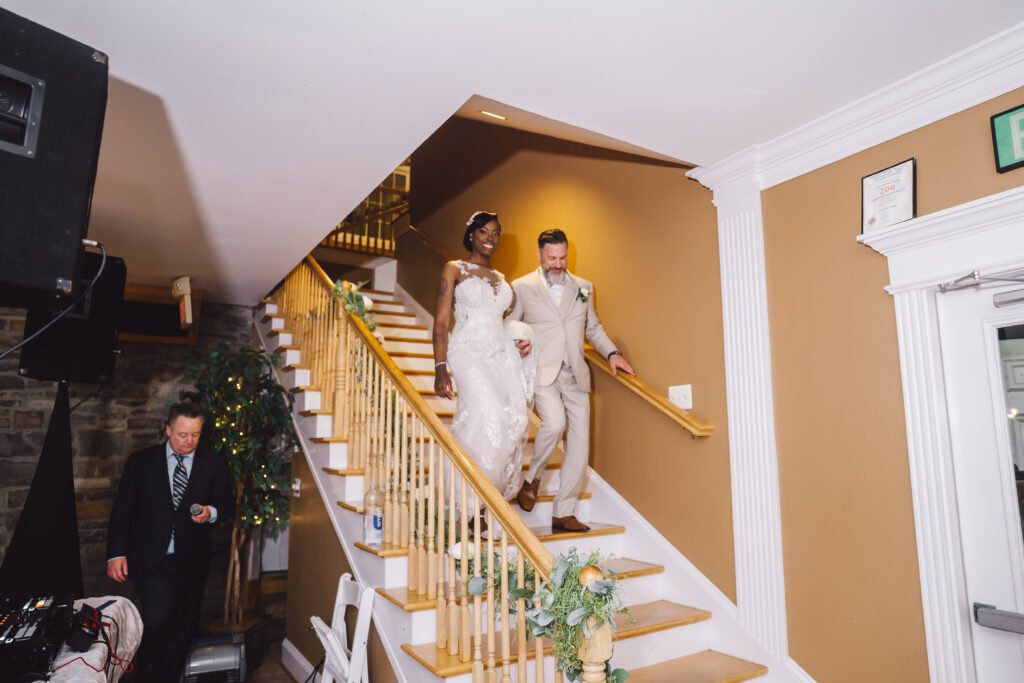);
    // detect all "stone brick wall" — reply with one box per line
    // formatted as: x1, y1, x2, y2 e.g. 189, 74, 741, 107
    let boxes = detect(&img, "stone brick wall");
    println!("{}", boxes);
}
0, 303, 254, 618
